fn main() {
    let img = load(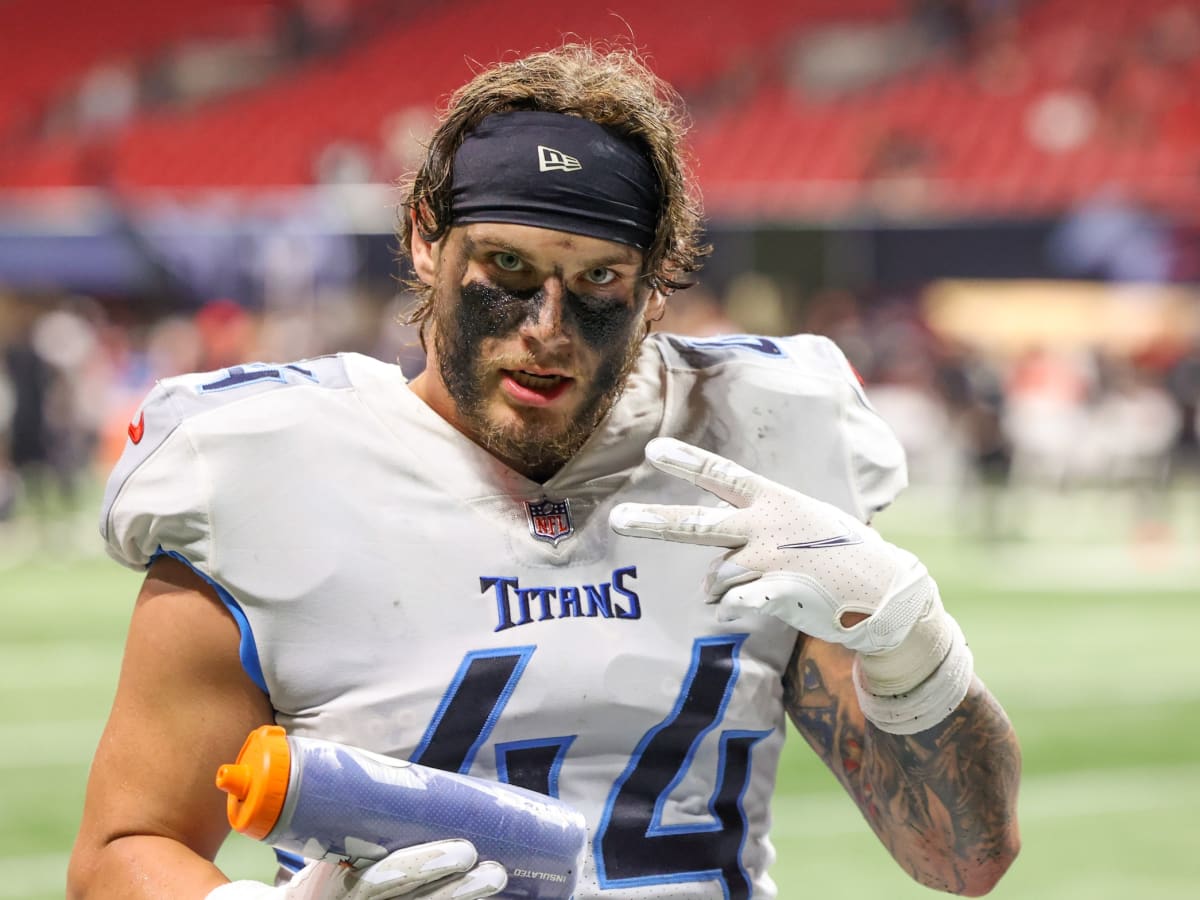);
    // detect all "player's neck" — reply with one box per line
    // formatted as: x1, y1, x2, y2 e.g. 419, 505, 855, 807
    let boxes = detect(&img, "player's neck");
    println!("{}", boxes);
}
407, 369, 449, 421
407, 369, 475, 448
